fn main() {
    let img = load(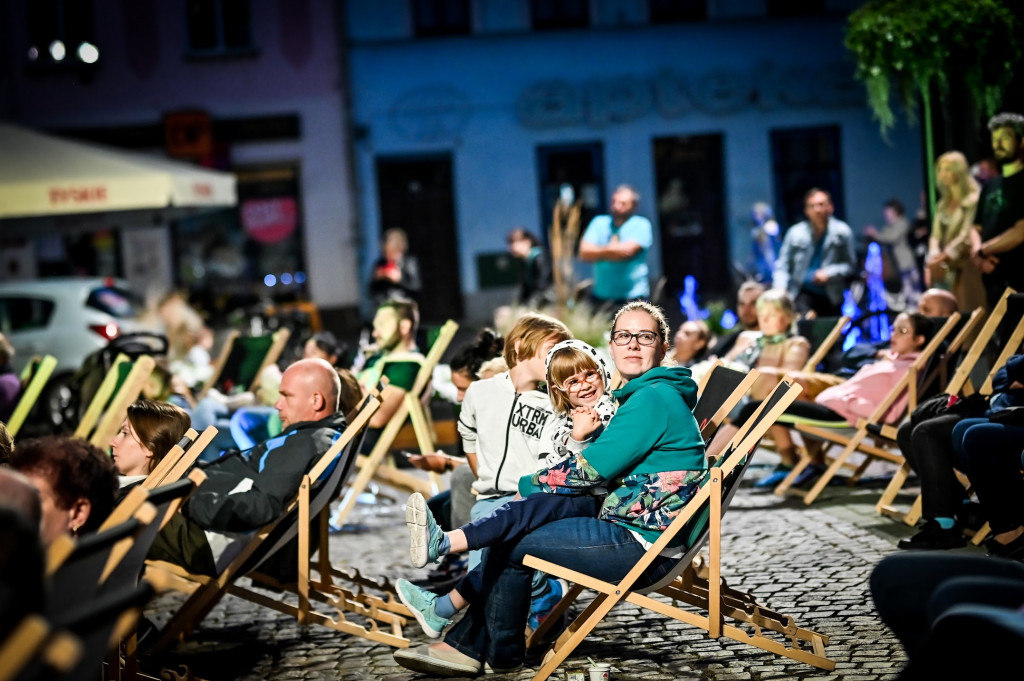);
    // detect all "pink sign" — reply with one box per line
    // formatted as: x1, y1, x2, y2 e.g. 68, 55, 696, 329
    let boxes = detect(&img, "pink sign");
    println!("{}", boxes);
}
241, 197, 297, 243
